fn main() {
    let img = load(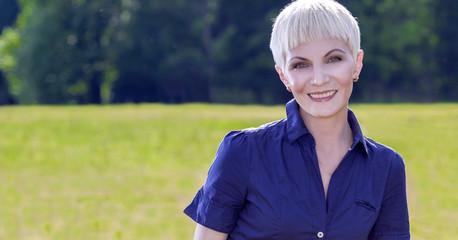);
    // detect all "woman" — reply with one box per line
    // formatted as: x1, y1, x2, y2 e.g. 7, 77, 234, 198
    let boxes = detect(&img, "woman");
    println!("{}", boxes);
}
184, 0, 410, 239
